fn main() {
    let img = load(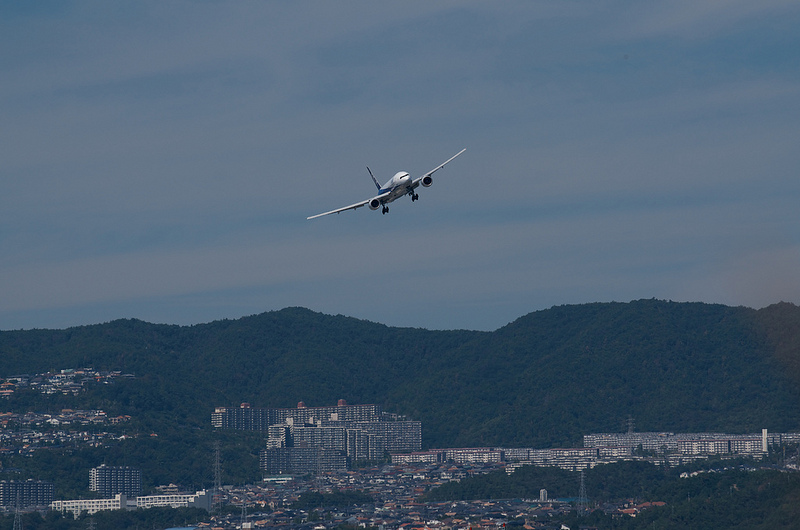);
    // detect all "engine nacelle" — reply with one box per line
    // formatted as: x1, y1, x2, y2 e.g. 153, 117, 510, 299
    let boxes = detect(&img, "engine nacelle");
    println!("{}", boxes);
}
421, 175, 433, 187
369, 198, 382, 210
